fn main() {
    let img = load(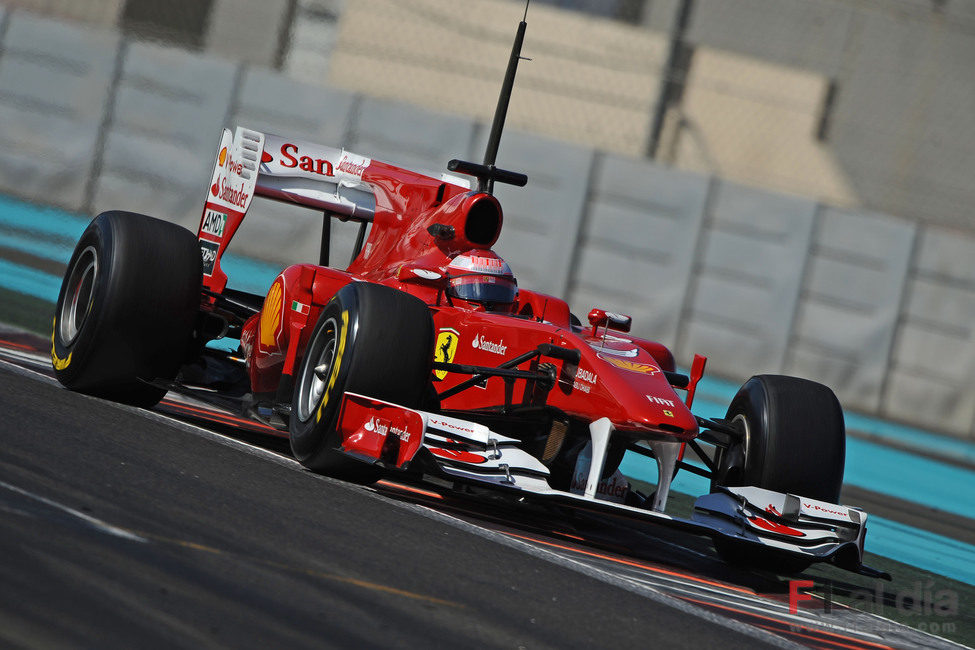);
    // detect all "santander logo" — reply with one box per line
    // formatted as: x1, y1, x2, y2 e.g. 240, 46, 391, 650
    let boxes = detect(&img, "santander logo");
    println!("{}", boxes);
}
337, 155, 367, 177
472, 334, 507, 355
363, 416, 412, 442
211, 176, 249, 208
261, 143, 335, 176
363, 416, 389, 436
280, 143, 333, 175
